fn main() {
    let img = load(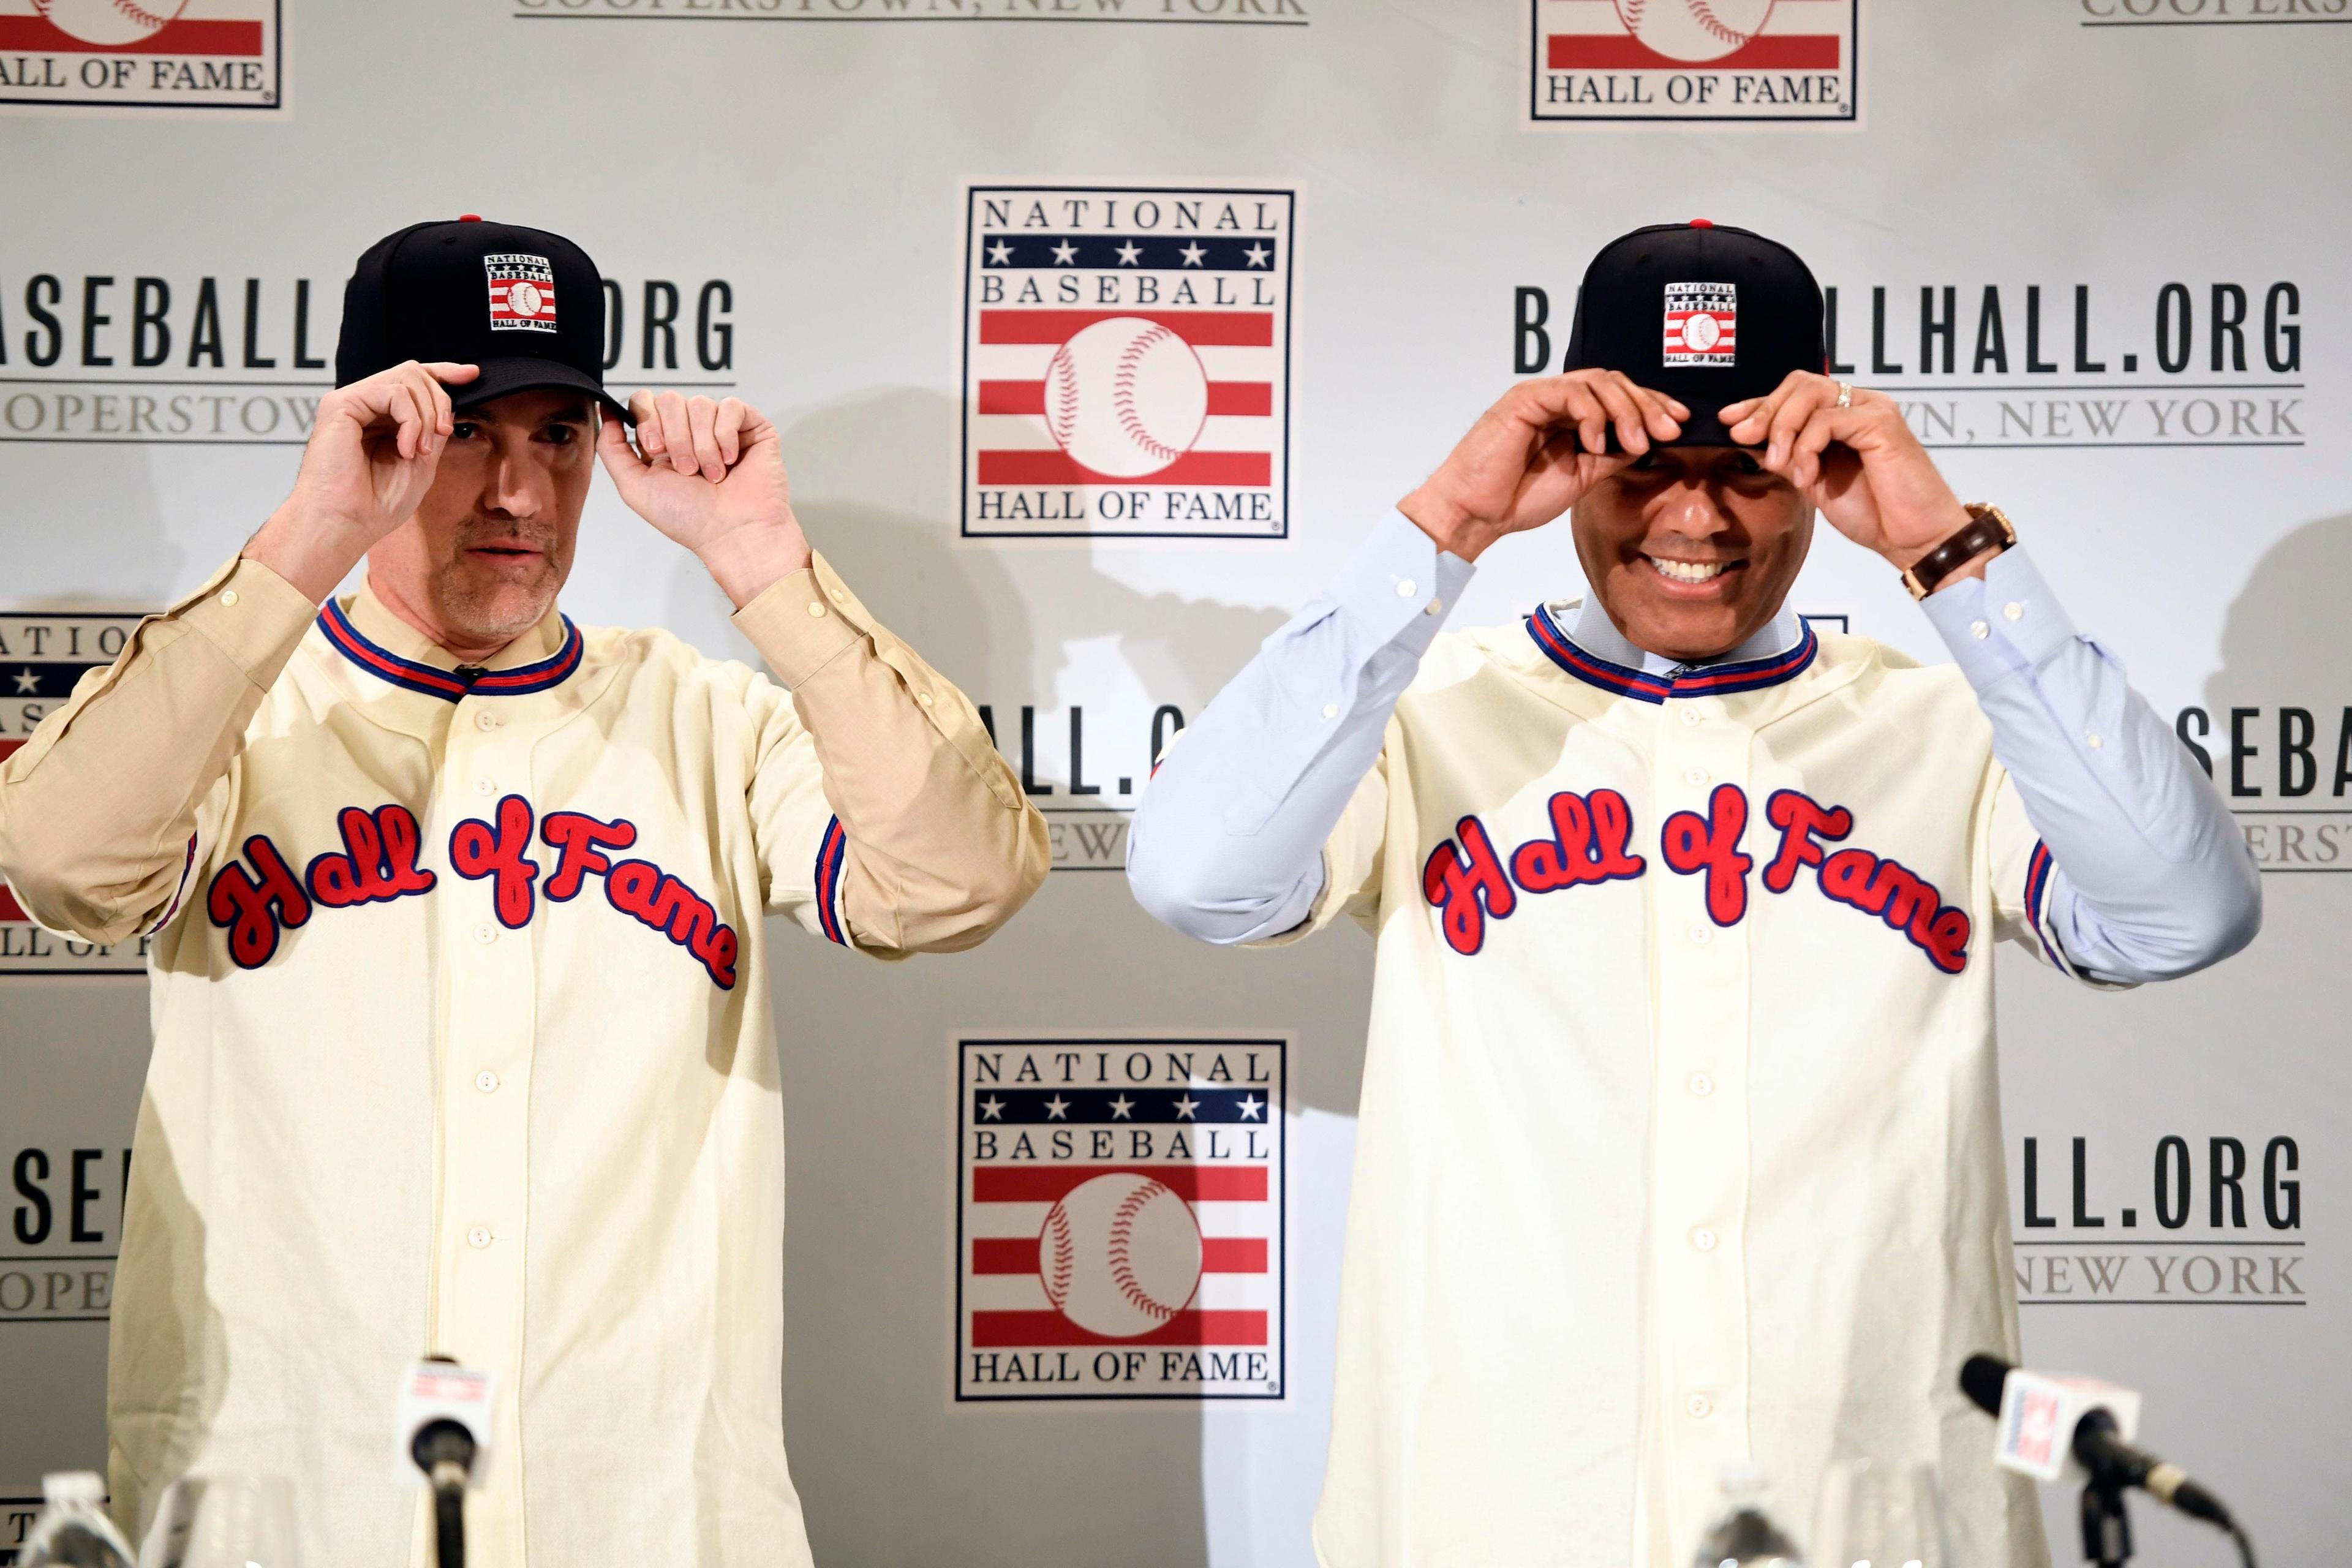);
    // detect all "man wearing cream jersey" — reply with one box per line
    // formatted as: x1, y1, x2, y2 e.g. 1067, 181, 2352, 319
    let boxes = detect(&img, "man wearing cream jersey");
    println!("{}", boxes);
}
0, 217, 1047, 1567
1127, 222, 2261, 1567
